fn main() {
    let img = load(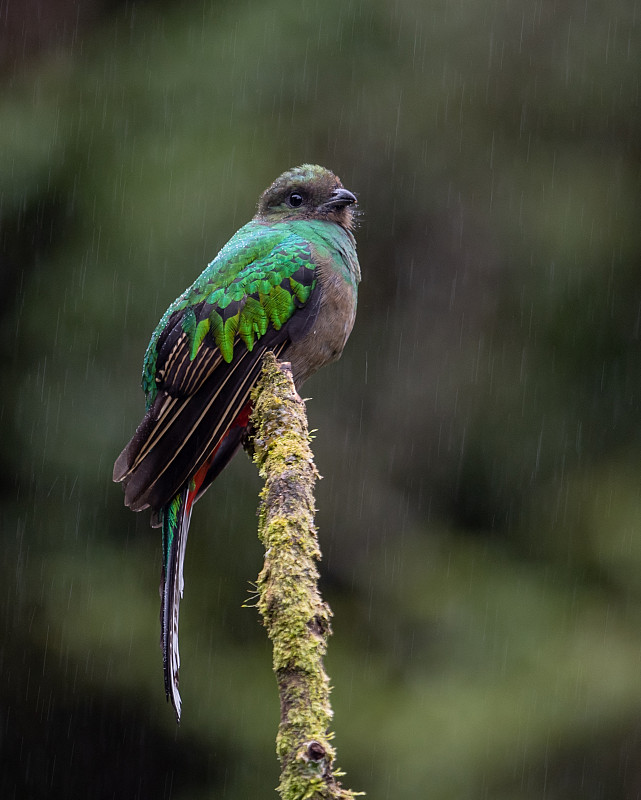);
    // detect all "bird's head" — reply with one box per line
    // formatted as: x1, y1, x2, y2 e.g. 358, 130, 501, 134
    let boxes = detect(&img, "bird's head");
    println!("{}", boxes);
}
256, 164, 357, 230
